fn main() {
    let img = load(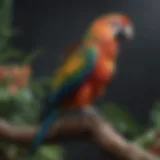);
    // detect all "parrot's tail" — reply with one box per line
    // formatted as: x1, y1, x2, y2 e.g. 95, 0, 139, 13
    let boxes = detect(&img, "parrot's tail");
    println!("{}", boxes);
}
25, 109, 59, 158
